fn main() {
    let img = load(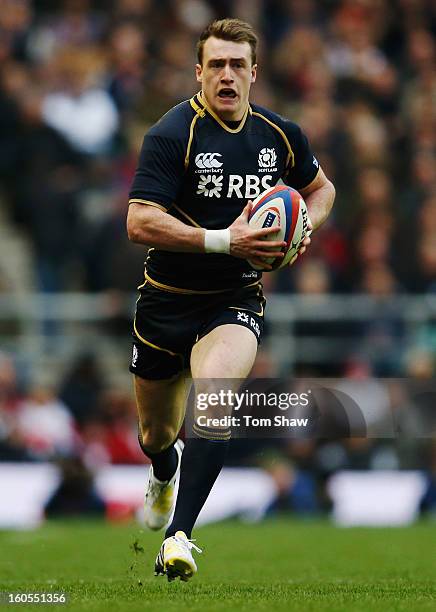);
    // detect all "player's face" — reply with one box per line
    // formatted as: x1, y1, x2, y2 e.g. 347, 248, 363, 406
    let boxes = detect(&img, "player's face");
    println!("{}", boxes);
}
196, 37, 257, 121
